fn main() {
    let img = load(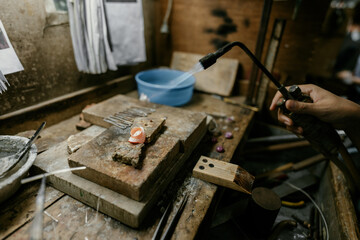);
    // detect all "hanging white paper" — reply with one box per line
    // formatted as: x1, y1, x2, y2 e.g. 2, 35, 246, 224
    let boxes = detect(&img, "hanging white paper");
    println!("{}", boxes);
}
0, 20, 24, 93
0, 20, 24, 75
105, 0, 147, 65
